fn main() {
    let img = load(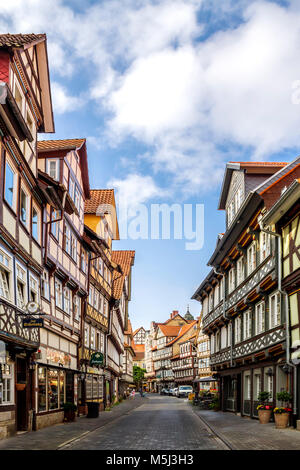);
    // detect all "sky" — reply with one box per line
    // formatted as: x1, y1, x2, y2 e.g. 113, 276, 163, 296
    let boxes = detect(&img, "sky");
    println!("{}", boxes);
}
2, 0, 300, 330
